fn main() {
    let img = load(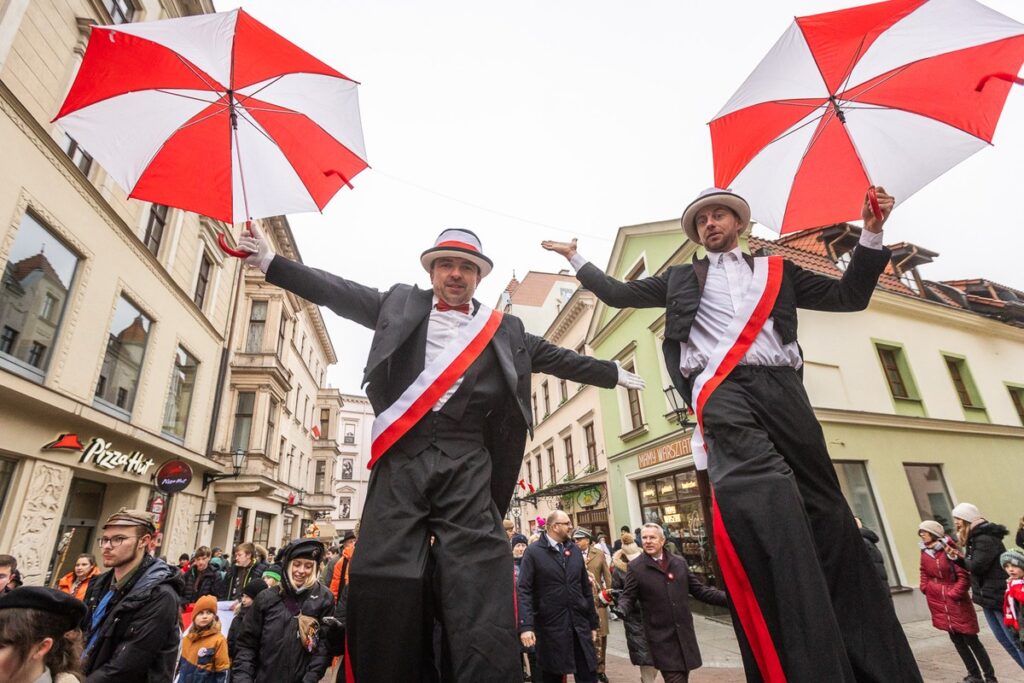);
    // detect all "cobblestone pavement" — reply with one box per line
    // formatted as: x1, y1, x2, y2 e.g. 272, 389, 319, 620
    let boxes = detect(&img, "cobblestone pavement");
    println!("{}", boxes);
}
572, 614, 1024, 682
